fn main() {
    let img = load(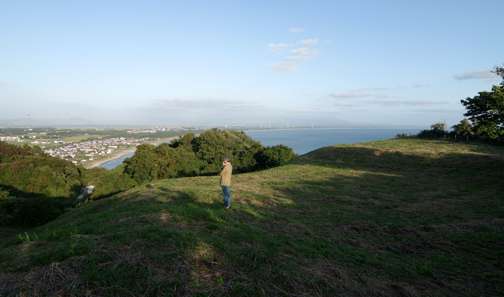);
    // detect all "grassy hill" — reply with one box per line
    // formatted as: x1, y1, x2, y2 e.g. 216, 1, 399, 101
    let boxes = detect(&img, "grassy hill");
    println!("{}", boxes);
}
1, 138, 503, 296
